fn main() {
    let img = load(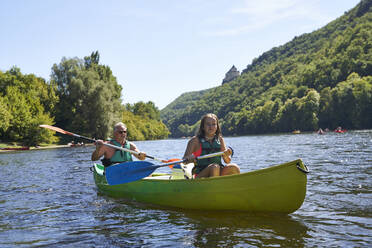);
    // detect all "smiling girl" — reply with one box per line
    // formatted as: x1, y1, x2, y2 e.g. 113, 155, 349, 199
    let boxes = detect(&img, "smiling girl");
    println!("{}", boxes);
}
183, 113, 240, 178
